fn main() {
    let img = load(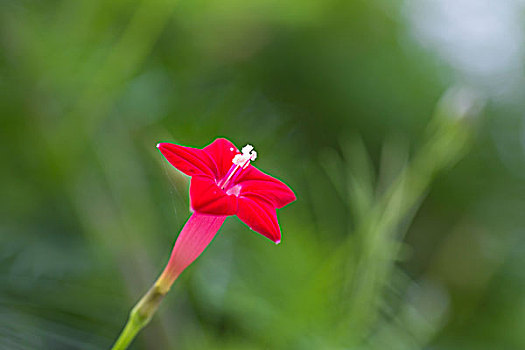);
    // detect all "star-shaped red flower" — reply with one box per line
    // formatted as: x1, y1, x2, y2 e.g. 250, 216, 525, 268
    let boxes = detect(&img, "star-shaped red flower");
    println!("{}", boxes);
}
157, 138, 296, 243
